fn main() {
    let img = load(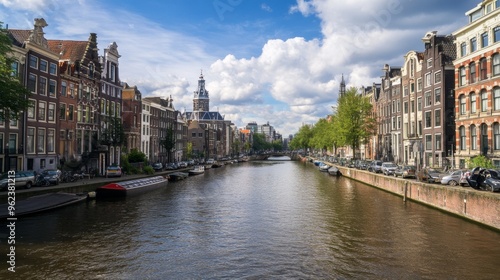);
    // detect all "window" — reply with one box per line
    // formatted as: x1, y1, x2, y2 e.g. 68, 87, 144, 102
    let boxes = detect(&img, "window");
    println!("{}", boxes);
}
459, 67, 466, 86
49, 62, 57, 75
37, 128, 45, 153
481, 90, 488, 112
111, 64, 116, 82
495, 123, 500, 150
61, 81, 67, 96
11, 61, 19, 77
27, 128, 35, 154
480, 58, 488, 80
471, 125, 477, 150
460, 95, 466, 115
493, 53, 500, 76
425, 91, 432, 106
39, 76, 47, 96
48, 103, 55, 122
417, 78, 422, 92
404, 101, 408, 114
494, 87, 500, 111
417, 97, 422, 111
460, 126, 466, 150
495, 26, 500, 42
68, 105, 74, 121
425, 73, 431, 87
427, 59, 433, 68
47, 129, 55, 153
40, 60, 48, 72
435, 134, 442, 150
29, 55, 38, 69
60, 130, 65, 140
198, 133, 203, 137
470, 37, 477, 52
60, 103, 66, 120
470, 62, 476, 83
482, 32, 489, 47
8, 134, 16, 154
435, 88, 441, 104
460, 42, 467, 56
38, 102, 46, 121
434, 71, 442, 84
192, 133, 196, 137
471, 93, 477, 113
28, 100, 36, 119
49, 79, 56, 97
69, 83, 75, 97
435, 109, 441, 127
28, 74, 36, 92
425, 135, 432, 150
425, 111, 432, 128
